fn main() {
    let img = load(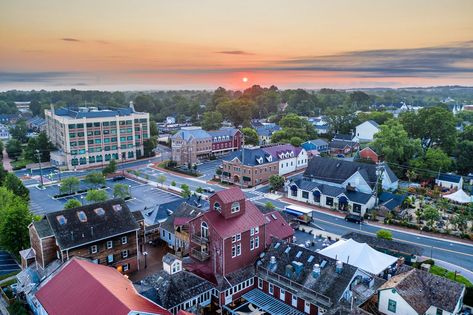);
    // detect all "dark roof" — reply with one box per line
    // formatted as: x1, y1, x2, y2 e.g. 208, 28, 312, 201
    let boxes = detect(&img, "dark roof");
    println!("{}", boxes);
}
380, 163, 398, 183
142, 195, 208, 226
329, 140, 358, 149
33, 218, 54, 238
379, 192, 406, 211
262, 144, 302, 159
132, 211, 144, 222
437, 173, 462, 183
160, 201, 207, 233
215, 265, 255, 291
379, 268, 465, 314
333, 134, 354, 141
342, 232, 423, 256
54, 107, 136, 118
223, 147, 274, 166
304, 157, 378, 187
258, 241, 360, 307
137, 270, 213, 309
162, 253, 179, 265
292, 179, 373, 204
45, 199, 139, 250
